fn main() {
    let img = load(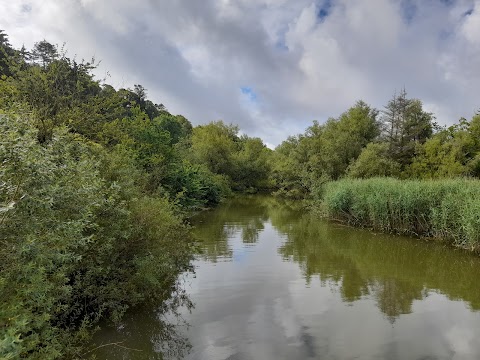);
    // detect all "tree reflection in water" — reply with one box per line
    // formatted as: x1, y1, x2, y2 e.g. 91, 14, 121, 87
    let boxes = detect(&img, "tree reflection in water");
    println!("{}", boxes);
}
273, 201, 480, 320
194, 195, 480, 321
91, 275, 194, 359
94, 195, 480, 359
